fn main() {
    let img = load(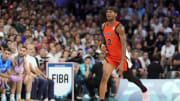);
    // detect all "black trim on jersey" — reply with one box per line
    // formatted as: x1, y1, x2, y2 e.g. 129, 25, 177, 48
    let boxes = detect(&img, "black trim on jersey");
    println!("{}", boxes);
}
115, 22, 121, 41
101, 22, 108, 58
102, 22, 106, 31
101, 22, 106, 45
